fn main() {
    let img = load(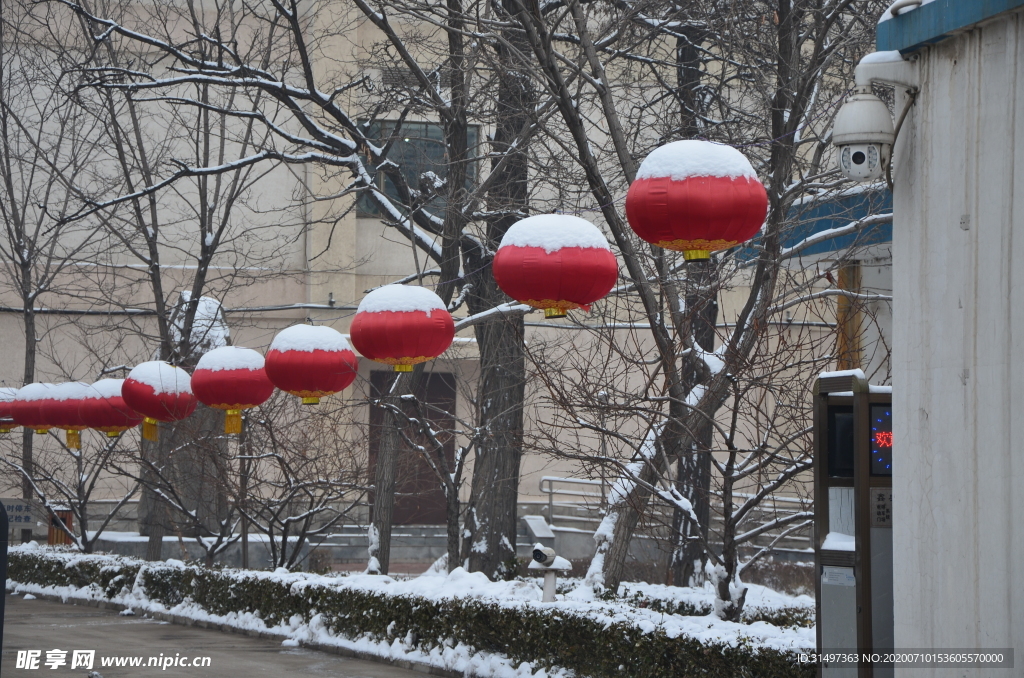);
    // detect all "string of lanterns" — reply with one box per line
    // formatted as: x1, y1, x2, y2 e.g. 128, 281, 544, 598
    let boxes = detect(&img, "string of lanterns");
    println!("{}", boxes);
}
0, 140, 766, 446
